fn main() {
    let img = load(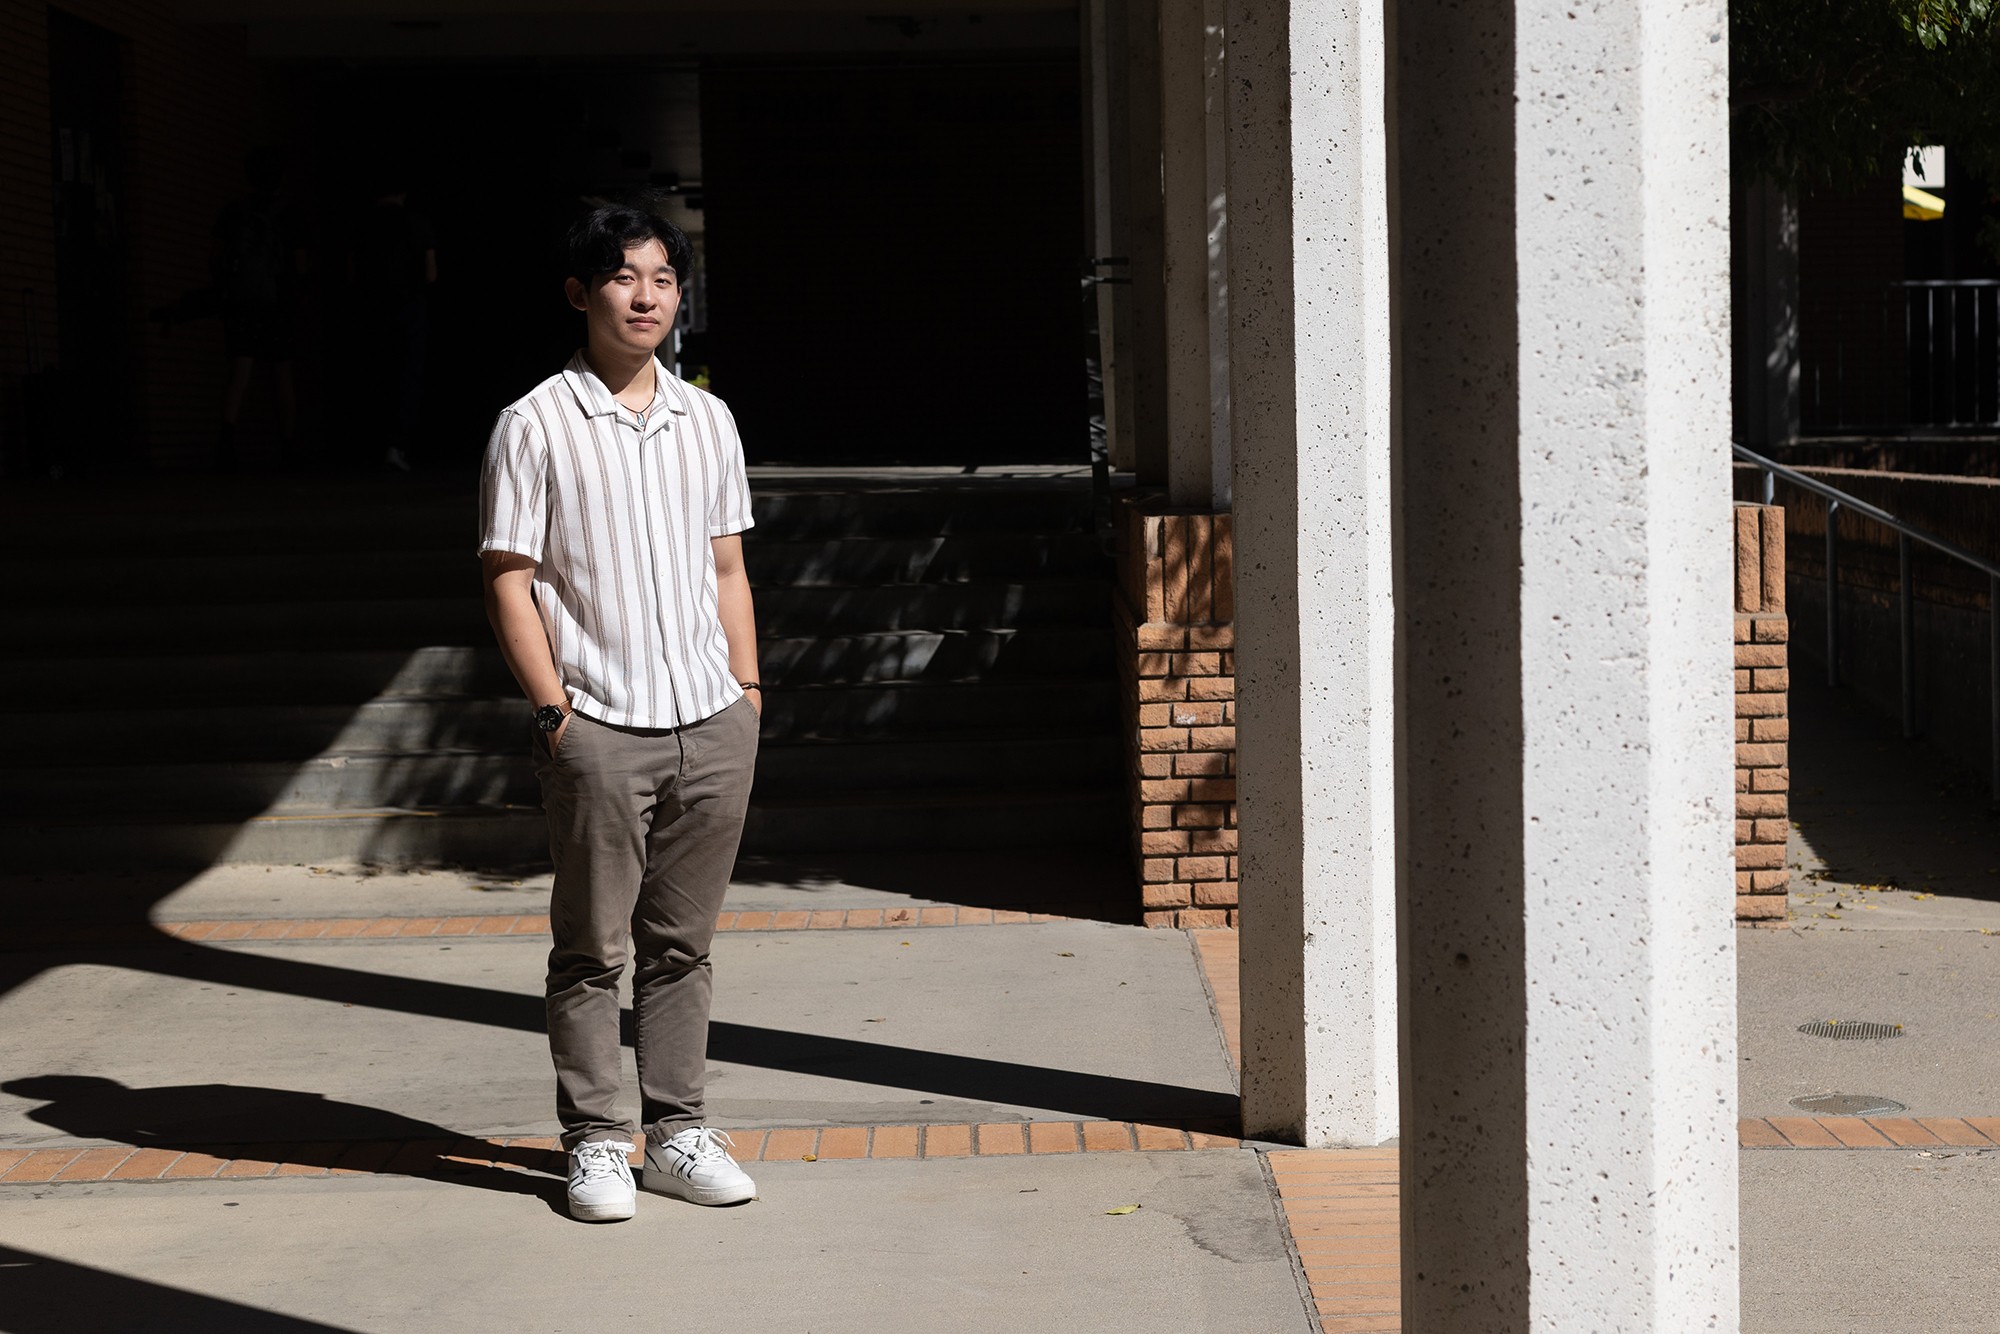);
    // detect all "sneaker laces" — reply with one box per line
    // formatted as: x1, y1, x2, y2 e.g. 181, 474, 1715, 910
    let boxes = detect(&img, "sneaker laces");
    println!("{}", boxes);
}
573, 1140, 631, 1183
669, 1127, 736, 1164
